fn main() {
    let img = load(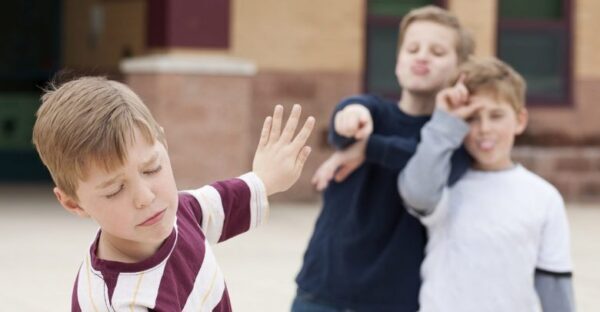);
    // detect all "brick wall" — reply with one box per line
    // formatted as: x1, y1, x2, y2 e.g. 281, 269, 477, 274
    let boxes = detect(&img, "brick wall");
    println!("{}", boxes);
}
513, 147, 600, 201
